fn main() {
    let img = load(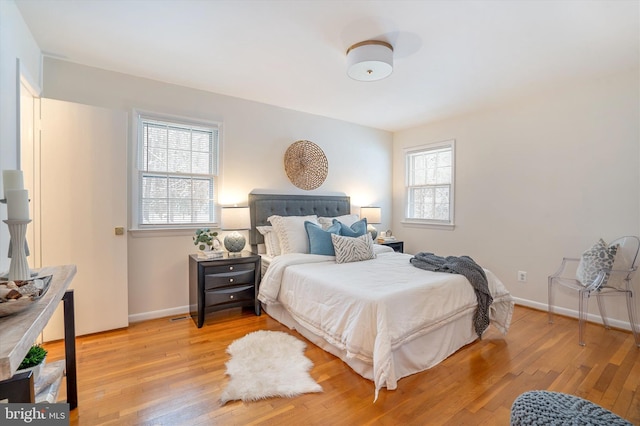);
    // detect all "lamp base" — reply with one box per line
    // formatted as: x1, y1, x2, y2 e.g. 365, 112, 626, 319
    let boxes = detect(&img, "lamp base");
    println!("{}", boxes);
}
224, 231, 246, 254
367, 224, 378, 241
